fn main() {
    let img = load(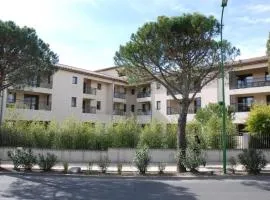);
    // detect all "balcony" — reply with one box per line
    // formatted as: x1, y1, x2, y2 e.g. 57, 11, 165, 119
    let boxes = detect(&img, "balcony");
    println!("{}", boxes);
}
114, 92, 126, 99
137, 109, 151, 115
83, 86, 97, 95
113, 109, 126, 116
230, 103, 252, 112
230, 77, 270, 89
6, 100, 51, 111
137, 92, 151, 98
82, 106, 96, 114
167, 107, 196, 115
